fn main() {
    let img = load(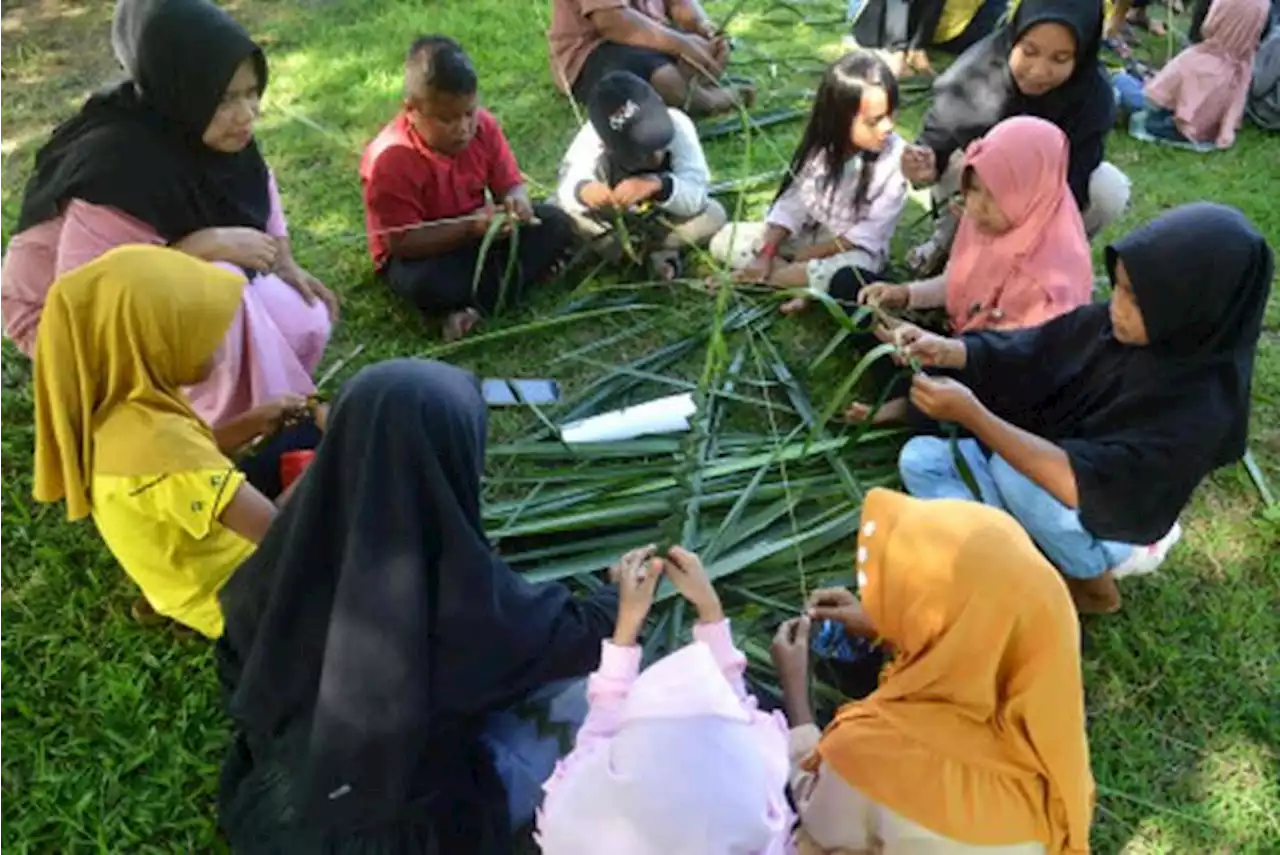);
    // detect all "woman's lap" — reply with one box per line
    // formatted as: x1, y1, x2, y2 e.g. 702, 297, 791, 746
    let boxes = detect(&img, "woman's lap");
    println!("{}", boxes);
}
187, 273, 331, 426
